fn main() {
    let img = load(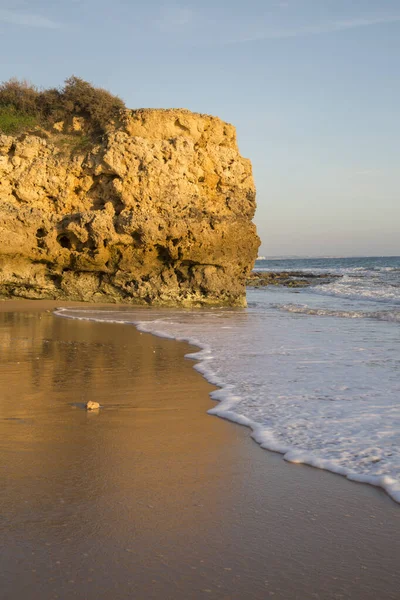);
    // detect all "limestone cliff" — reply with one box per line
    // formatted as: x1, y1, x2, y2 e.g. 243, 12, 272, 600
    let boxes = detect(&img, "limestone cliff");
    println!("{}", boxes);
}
0, 109, 259, 306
